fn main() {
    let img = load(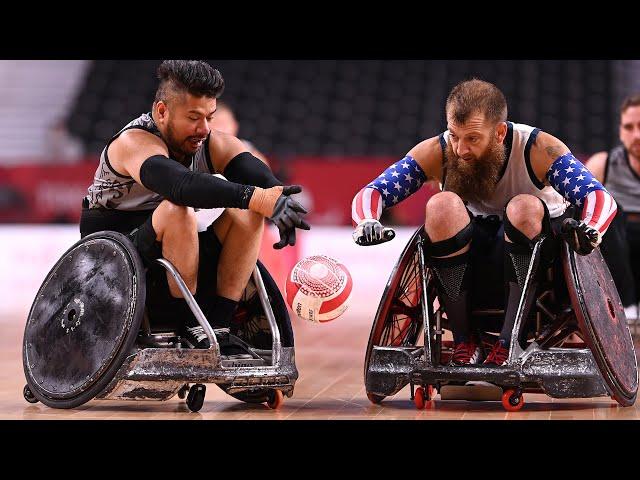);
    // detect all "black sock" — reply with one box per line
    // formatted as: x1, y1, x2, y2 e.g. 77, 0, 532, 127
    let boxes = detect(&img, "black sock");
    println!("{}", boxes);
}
430, 251, 473, 344
206, 295, 239, 329
501, 242, 536, 344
